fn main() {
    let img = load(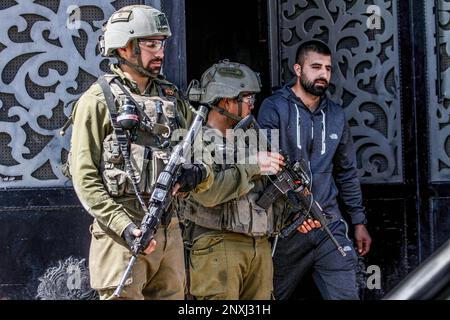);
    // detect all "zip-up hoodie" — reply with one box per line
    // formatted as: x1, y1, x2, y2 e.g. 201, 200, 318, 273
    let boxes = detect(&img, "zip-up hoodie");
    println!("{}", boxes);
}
257, 82, 366, 225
